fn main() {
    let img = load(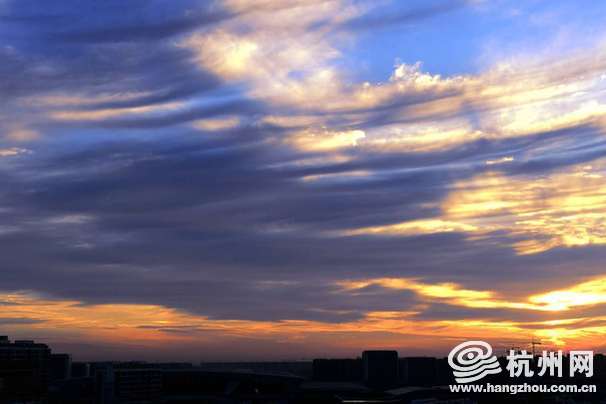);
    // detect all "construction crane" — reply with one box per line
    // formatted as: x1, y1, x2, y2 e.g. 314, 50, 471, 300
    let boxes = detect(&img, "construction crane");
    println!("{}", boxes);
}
530, 338, 543, 357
